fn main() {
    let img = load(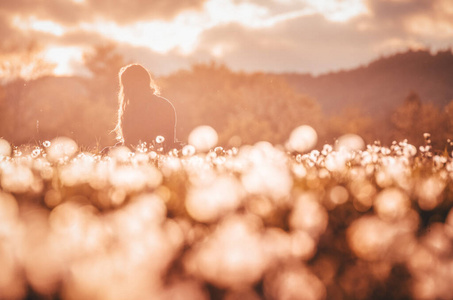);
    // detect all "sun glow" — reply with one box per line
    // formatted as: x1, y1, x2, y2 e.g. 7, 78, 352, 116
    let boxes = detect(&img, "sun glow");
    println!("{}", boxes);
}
12, 16, 66, 36
79, 0, 270, 55
405, 15, 453, 38
374, 38, 427, 55
42, 46, 86, 76
60, 0, 368, 67
300, 0, 369, 22
9, 0, 371, 77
